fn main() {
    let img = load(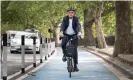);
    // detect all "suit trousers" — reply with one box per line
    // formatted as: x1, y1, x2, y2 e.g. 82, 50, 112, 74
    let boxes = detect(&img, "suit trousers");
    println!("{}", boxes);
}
61, 34, 78, 66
